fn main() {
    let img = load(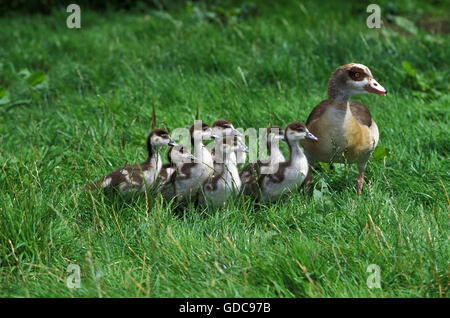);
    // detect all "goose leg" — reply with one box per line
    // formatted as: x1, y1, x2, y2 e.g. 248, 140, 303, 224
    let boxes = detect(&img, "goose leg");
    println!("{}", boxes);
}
356, 162, 368, 195
304, 166, 312, 193
356, 171, 364, 195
